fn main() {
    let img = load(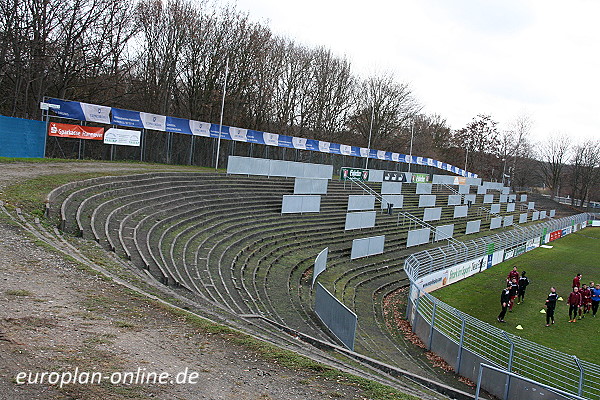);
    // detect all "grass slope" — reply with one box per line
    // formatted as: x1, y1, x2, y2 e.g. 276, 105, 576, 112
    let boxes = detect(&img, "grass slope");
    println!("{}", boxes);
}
433, 227, 600, 362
